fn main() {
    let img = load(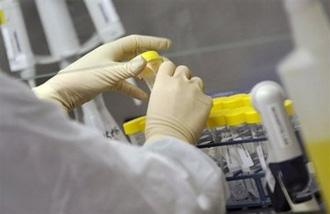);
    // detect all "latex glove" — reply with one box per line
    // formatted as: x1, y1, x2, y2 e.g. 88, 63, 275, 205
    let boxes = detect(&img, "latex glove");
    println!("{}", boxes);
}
33, 35, 171, 111
145, 61, 212, 144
